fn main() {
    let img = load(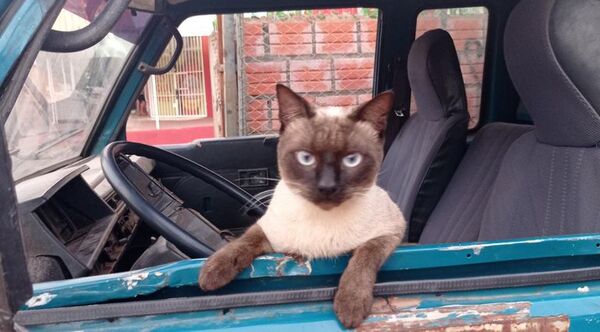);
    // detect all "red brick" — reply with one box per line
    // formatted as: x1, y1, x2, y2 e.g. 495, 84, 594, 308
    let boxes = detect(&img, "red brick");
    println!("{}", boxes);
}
247, 72, 287, 84
248, 99, 268, 111
273, 95, 315, 106
416, 16, 441, 31
243, 45, 264, 57
269, 21, 311, 34
446, 17, 485, 30
290, 70, 331, 82
271, 120, 281, 131
270, 33, 312, 45
315, 32, 356, 43
247, 120, 280, 134
315, 95, 357, 107
290, 59, 331, 72
247, 121, 268, 133
299, 95, 317, 104
358, 93, 373, 104
271, 44, 313, 55
462, 72, 482, 85
247, 109, 271, 121
336, 78, 372, 91
334, 58, 374, 70
457, 52, 485, 65
246, 61, 286, 74
417, 10, 436, 18
360, 19, 378, 32
244, 21, 264, 35
361, 31, 377, 42
315, 20, 356, 34
248, 83, 277, 96
316, 42, 357, 54
465, 85, 482, 98
244, 35, 263, 45
461, 64, 484, 75
335, 68, 373, 80
290, 81, 332, 93
415, 30, 428, 39
449, 29, 485, 40
361, 41, 376, 53
468, 97, 481, 106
